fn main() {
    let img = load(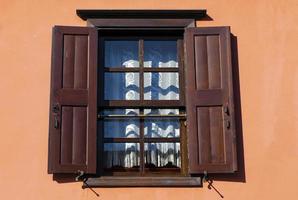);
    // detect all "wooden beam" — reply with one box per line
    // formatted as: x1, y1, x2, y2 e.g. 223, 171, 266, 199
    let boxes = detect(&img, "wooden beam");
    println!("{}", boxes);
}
77, 9, 207, 20
83, 176, 202, 187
